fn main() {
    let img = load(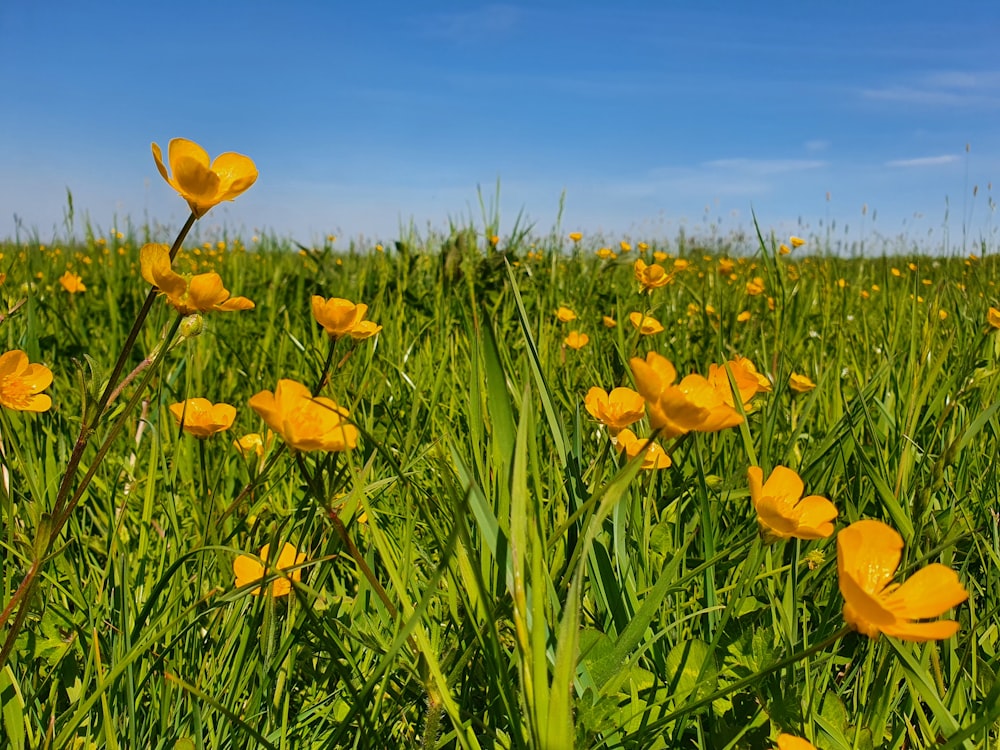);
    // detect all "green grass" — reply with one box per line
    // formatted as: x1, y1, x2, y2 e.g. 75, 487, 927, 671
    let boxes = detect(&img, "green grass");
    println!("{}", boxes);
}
0, 219, 997, 749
